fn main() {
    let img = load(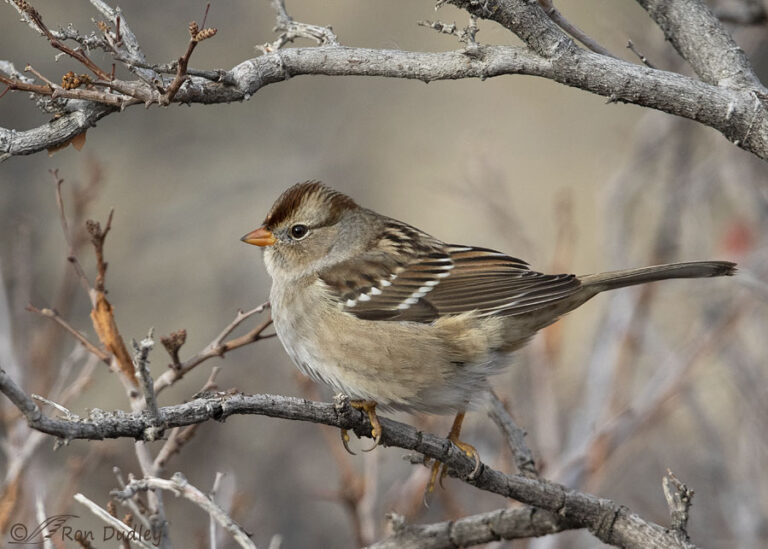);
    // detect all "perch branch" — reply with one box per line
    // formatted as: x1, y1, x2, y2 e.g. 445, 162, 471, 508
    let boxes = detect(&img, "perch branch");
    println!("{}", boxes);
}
0, 367, 697, 549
